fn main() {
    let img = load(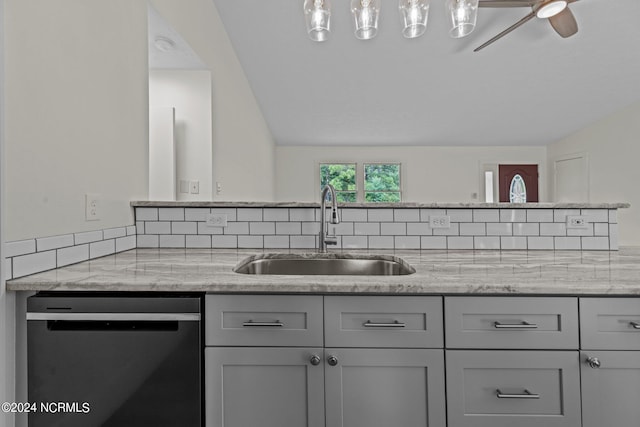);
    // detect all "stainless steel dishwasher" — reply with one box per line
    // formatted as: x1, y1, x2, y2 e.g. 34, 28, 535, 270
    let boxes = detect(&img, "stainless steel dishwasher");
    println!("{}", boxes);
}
26, 292, 202, 427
